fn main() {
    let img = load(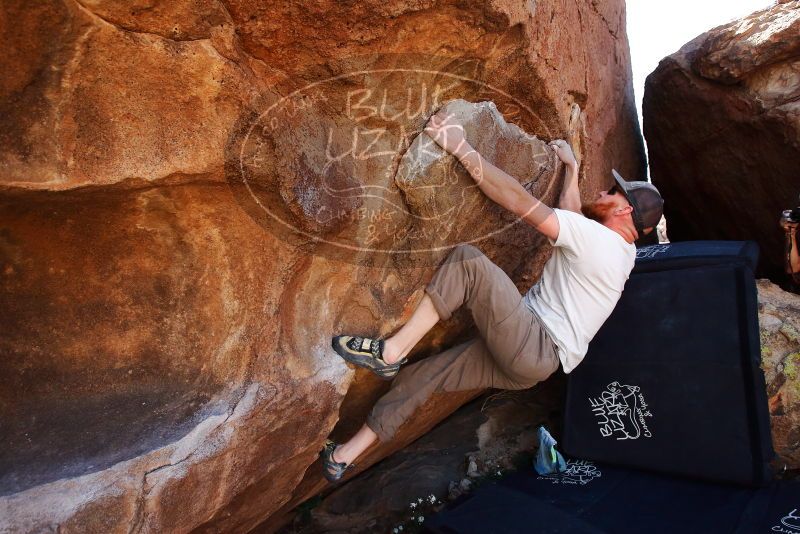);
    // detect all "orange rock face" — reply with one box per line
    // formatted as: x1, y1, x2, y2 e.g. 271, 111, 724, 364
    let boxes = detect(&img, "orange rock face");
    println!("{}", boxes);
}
0, 0, 643, 532
643, 1, 800, 281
